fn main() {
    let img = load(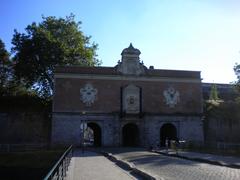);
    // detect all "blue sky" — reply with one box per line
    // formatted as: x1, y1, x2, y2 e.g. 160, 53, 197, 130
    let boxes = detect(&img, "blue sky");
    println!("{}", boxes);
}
1, 0, 240, 83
